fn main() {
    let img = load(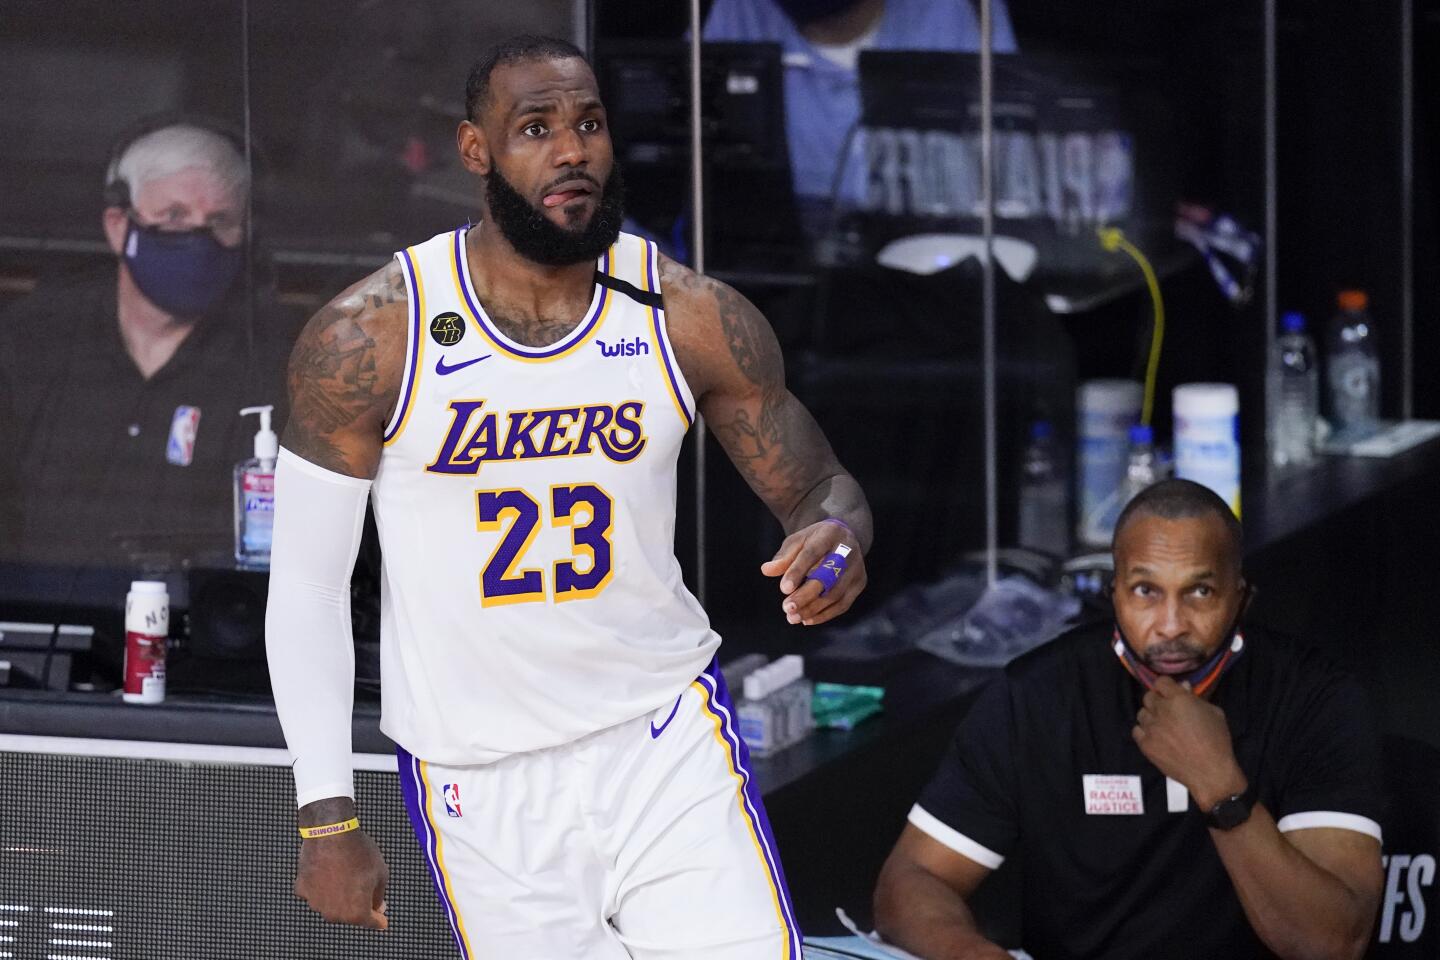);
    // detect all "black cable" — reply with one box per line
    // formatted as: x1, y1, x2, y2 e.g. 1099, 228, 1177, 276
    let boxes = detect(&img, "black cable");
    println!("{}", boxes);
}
810, 120, 864, 346
241, 0, 257, 363
823, 120, 863, 251
37, 563, 84, 692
